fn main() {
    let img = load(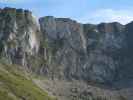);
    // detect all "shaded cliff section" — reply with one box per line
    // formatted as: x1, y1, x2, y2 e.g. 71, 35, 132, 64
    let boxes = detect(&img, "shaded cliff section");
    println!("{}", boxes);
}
1, 7, 133, 85
39, 16, 133, 85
